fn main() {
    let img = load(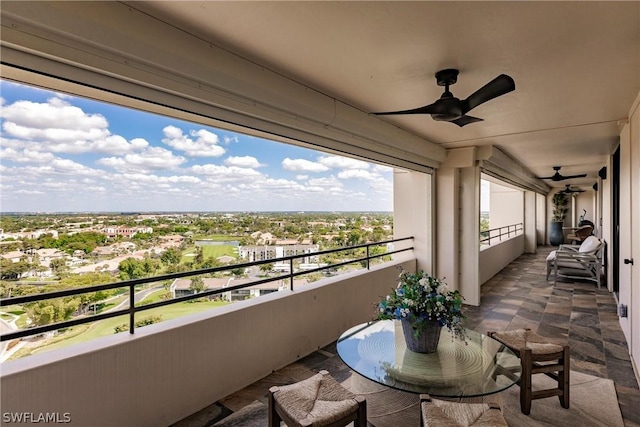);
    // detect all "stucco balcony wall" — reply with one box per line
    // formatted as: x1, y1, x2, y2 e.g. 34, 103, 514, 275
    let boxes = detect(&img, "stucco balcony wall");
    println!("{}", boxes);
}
0, 259, 415, 427
479, 234, 525, 285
